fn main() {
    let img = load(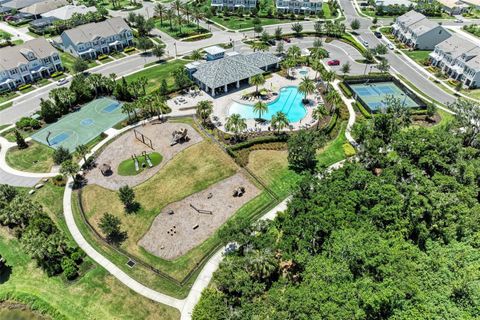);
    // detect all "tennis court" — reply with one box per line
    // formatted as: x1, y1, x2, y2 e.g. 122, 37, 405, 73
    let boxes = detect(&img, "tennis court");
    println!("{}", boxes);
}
32, 97, 126, 152
349, 81, 420, 112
